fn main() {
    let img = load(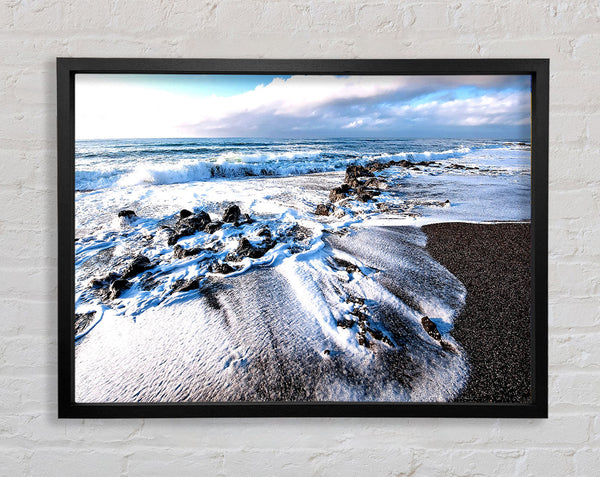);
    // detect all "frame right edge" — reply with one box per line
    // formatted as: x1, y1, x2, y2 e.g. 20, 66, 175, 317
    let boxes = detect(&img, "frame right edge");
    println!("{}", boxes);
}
530, 58, 549, 418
